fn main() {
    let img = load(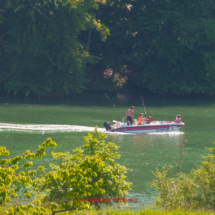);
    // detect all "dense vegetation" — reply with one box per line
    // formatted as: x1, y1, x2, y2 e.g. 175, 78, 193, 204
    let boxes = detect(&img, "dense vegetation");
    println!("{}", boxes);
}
0, 0, 109, 96
0, 128, 131, 214
1, 0, 215, 96
151, 142, 215, 210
